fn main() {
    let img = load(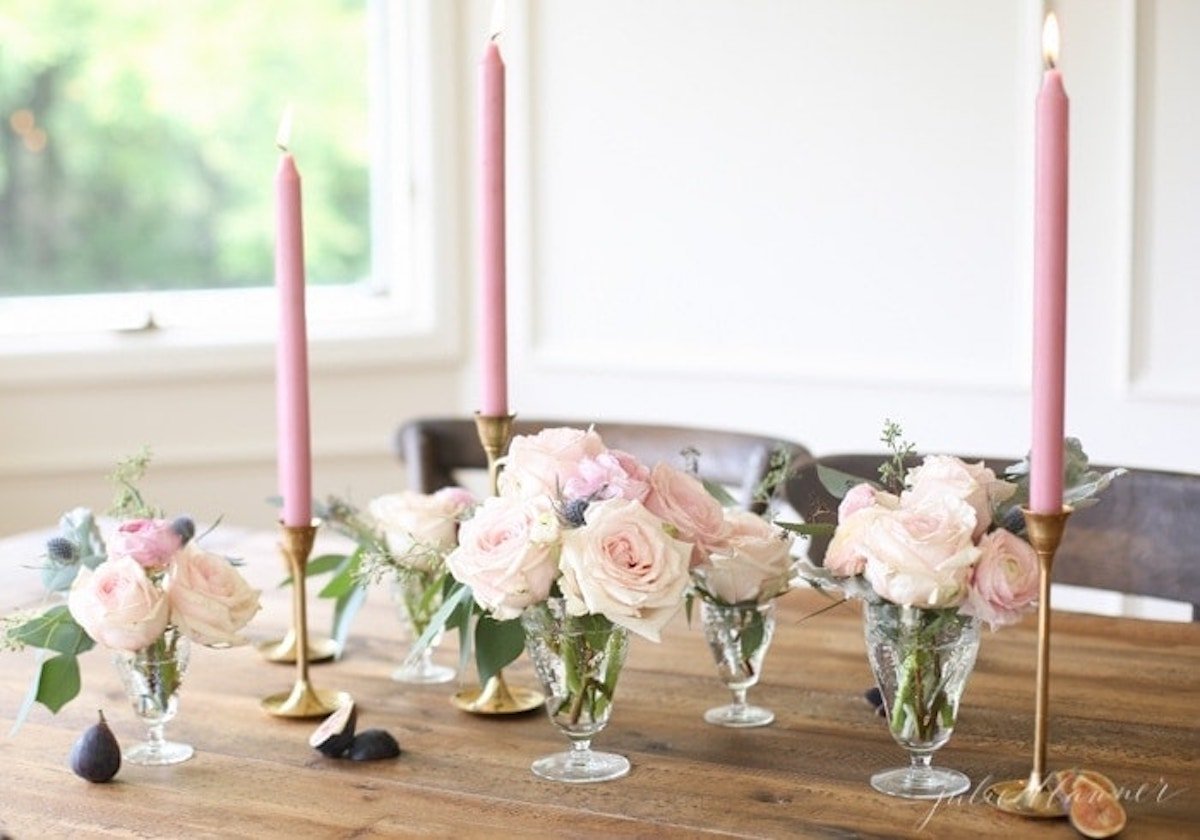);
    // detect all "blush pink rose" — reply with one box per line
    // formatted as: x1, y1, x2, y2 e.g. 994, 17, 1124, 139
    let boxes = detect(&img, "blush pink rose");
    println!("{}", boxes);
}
108, 518, 183, 569
903, 455, 1016, 540
67, 556, 170, 651
168, 544, 261, 647
694, 510, 793, 604
860, 496, 980, 608
446, 496, 561, 620
643, 463, 729, 567
561, 449, 652, 503
368, 487, 476, 571
838, 483, 898, 521
559, 498, 692, 641
498, 427, 606, 499
960, 529, 1039, 629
